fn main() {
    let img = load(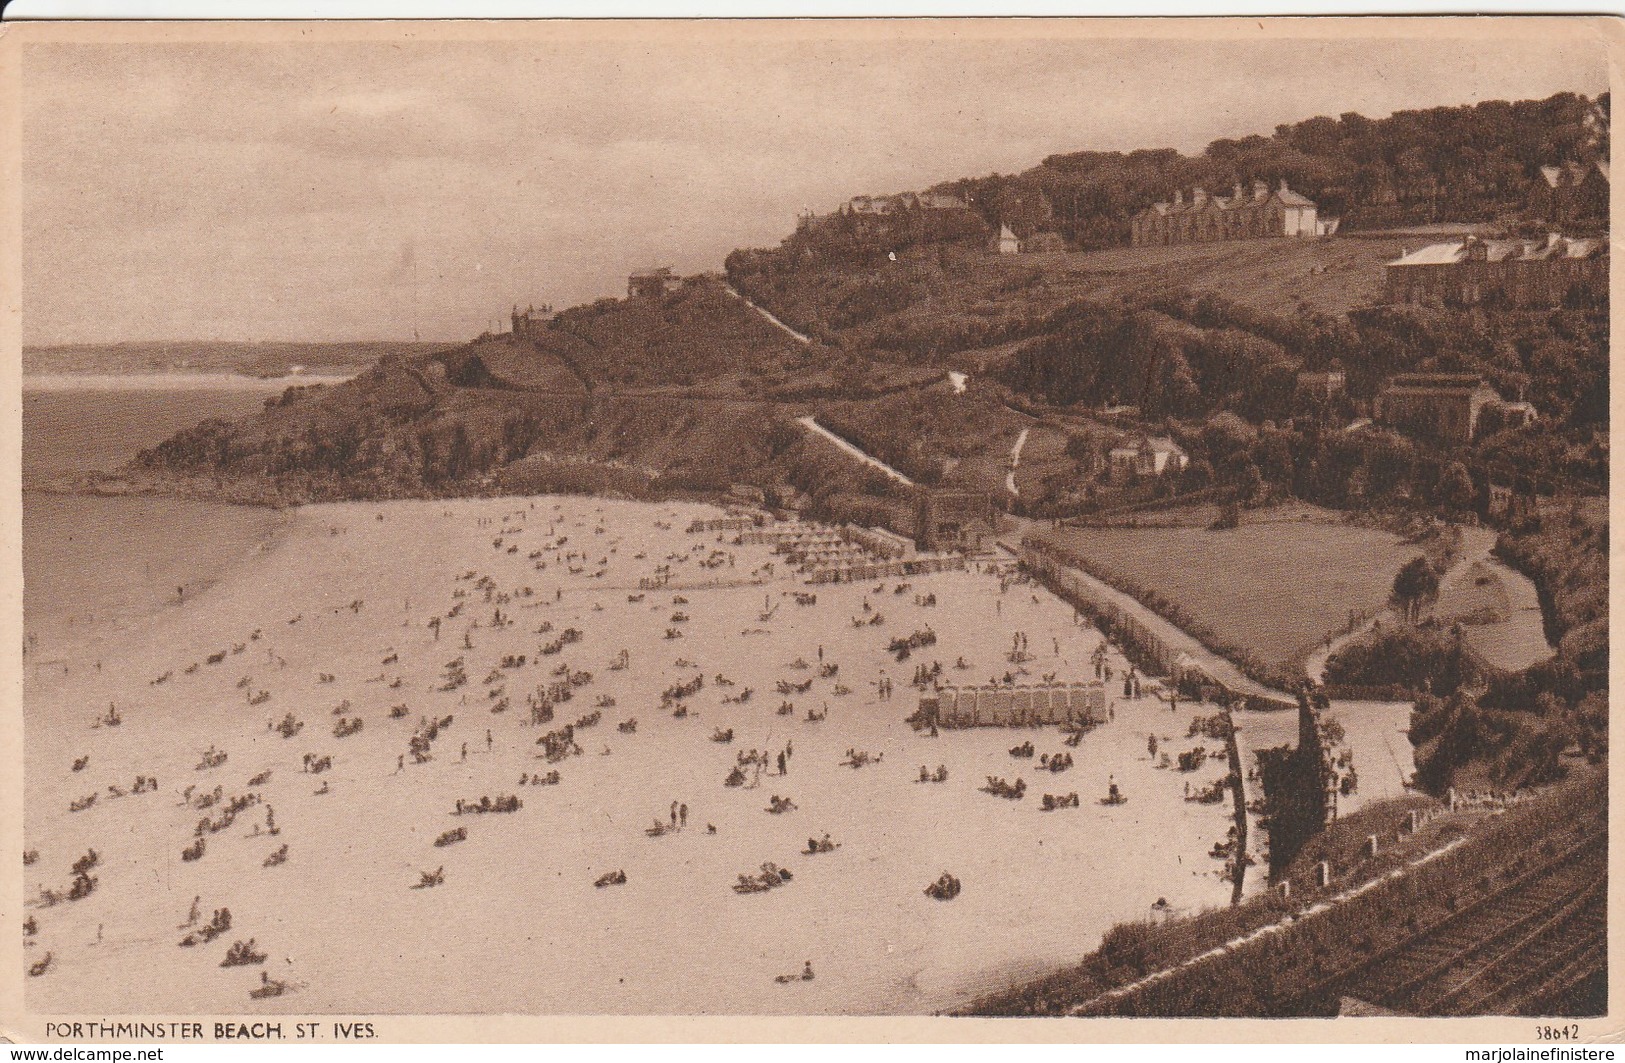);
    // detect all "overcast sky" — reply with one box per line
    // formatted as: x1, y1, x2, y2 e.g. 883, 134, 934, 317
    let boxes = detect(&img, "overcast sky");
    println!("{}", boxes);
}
22, 29, 1608, 346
